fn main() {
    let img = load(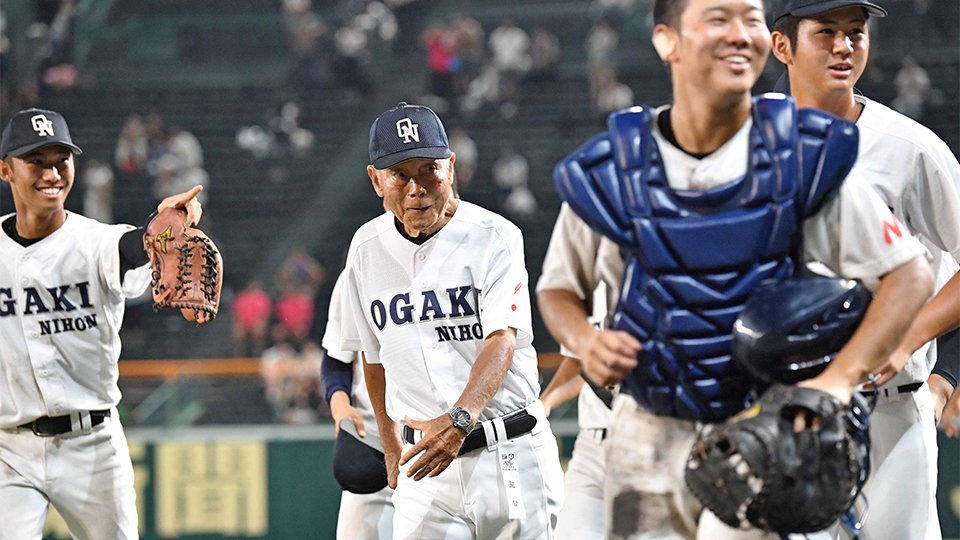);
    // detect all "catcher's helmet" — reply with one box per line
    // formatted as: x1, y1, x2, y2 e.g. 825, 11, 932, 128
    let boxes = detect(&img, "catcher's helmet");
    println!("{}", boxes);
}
732, 274, 872, 384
